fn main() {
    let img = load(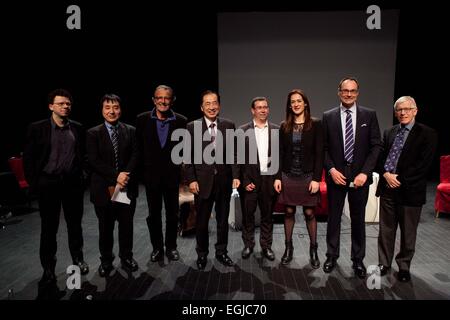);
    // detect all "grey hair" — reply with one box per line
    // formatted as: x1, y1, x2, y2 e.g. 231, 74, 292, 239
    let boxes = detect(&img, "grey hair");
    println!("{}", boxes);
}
154, 85, 174, 96
394, 96, 417, 110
